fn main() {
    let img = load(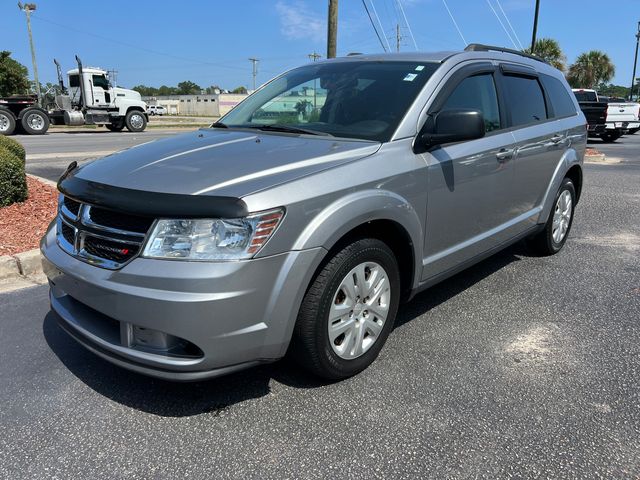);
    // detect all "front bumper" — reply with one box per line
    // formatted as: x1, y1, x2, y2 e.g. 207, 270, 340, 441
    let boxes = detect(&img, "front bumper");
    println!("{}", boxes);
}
41, 225, 325, 381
